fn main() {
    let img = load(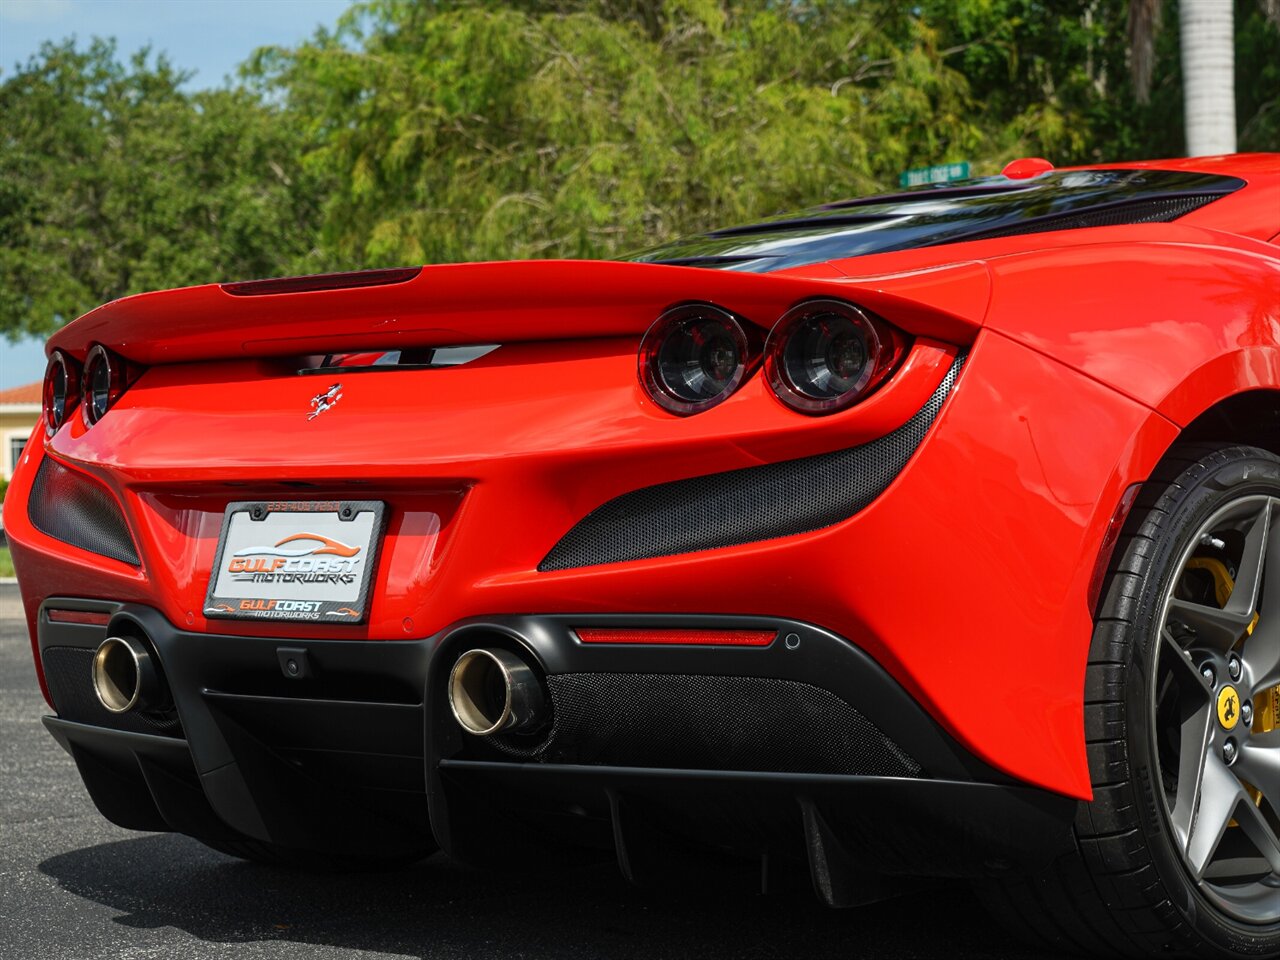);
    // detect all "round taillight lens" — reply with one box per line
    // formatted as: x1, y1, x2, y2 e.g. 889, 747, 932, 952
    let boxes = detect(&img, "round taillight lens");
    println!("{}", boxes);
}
765, 300, 902, 414
83, 345, 123, 426
639, 305, 750, 415
43, 352, 79, 435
